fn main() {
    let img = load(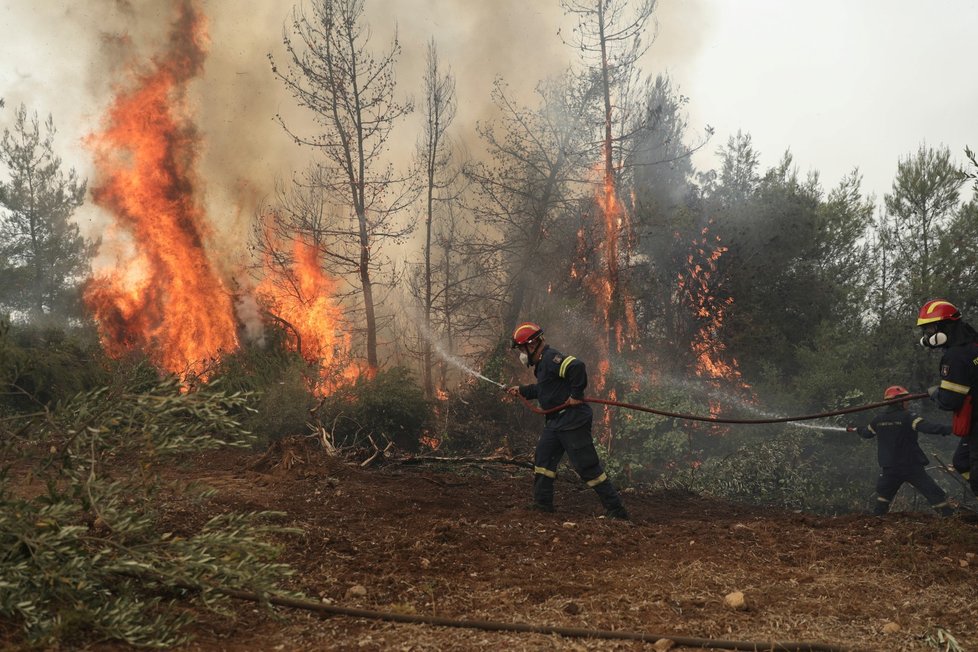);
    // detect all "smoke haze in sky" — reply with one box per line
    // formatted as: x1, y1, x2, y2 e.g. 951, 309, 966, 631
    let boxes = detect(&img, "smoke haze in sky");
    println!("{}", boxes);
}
1, 0, 975, 239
